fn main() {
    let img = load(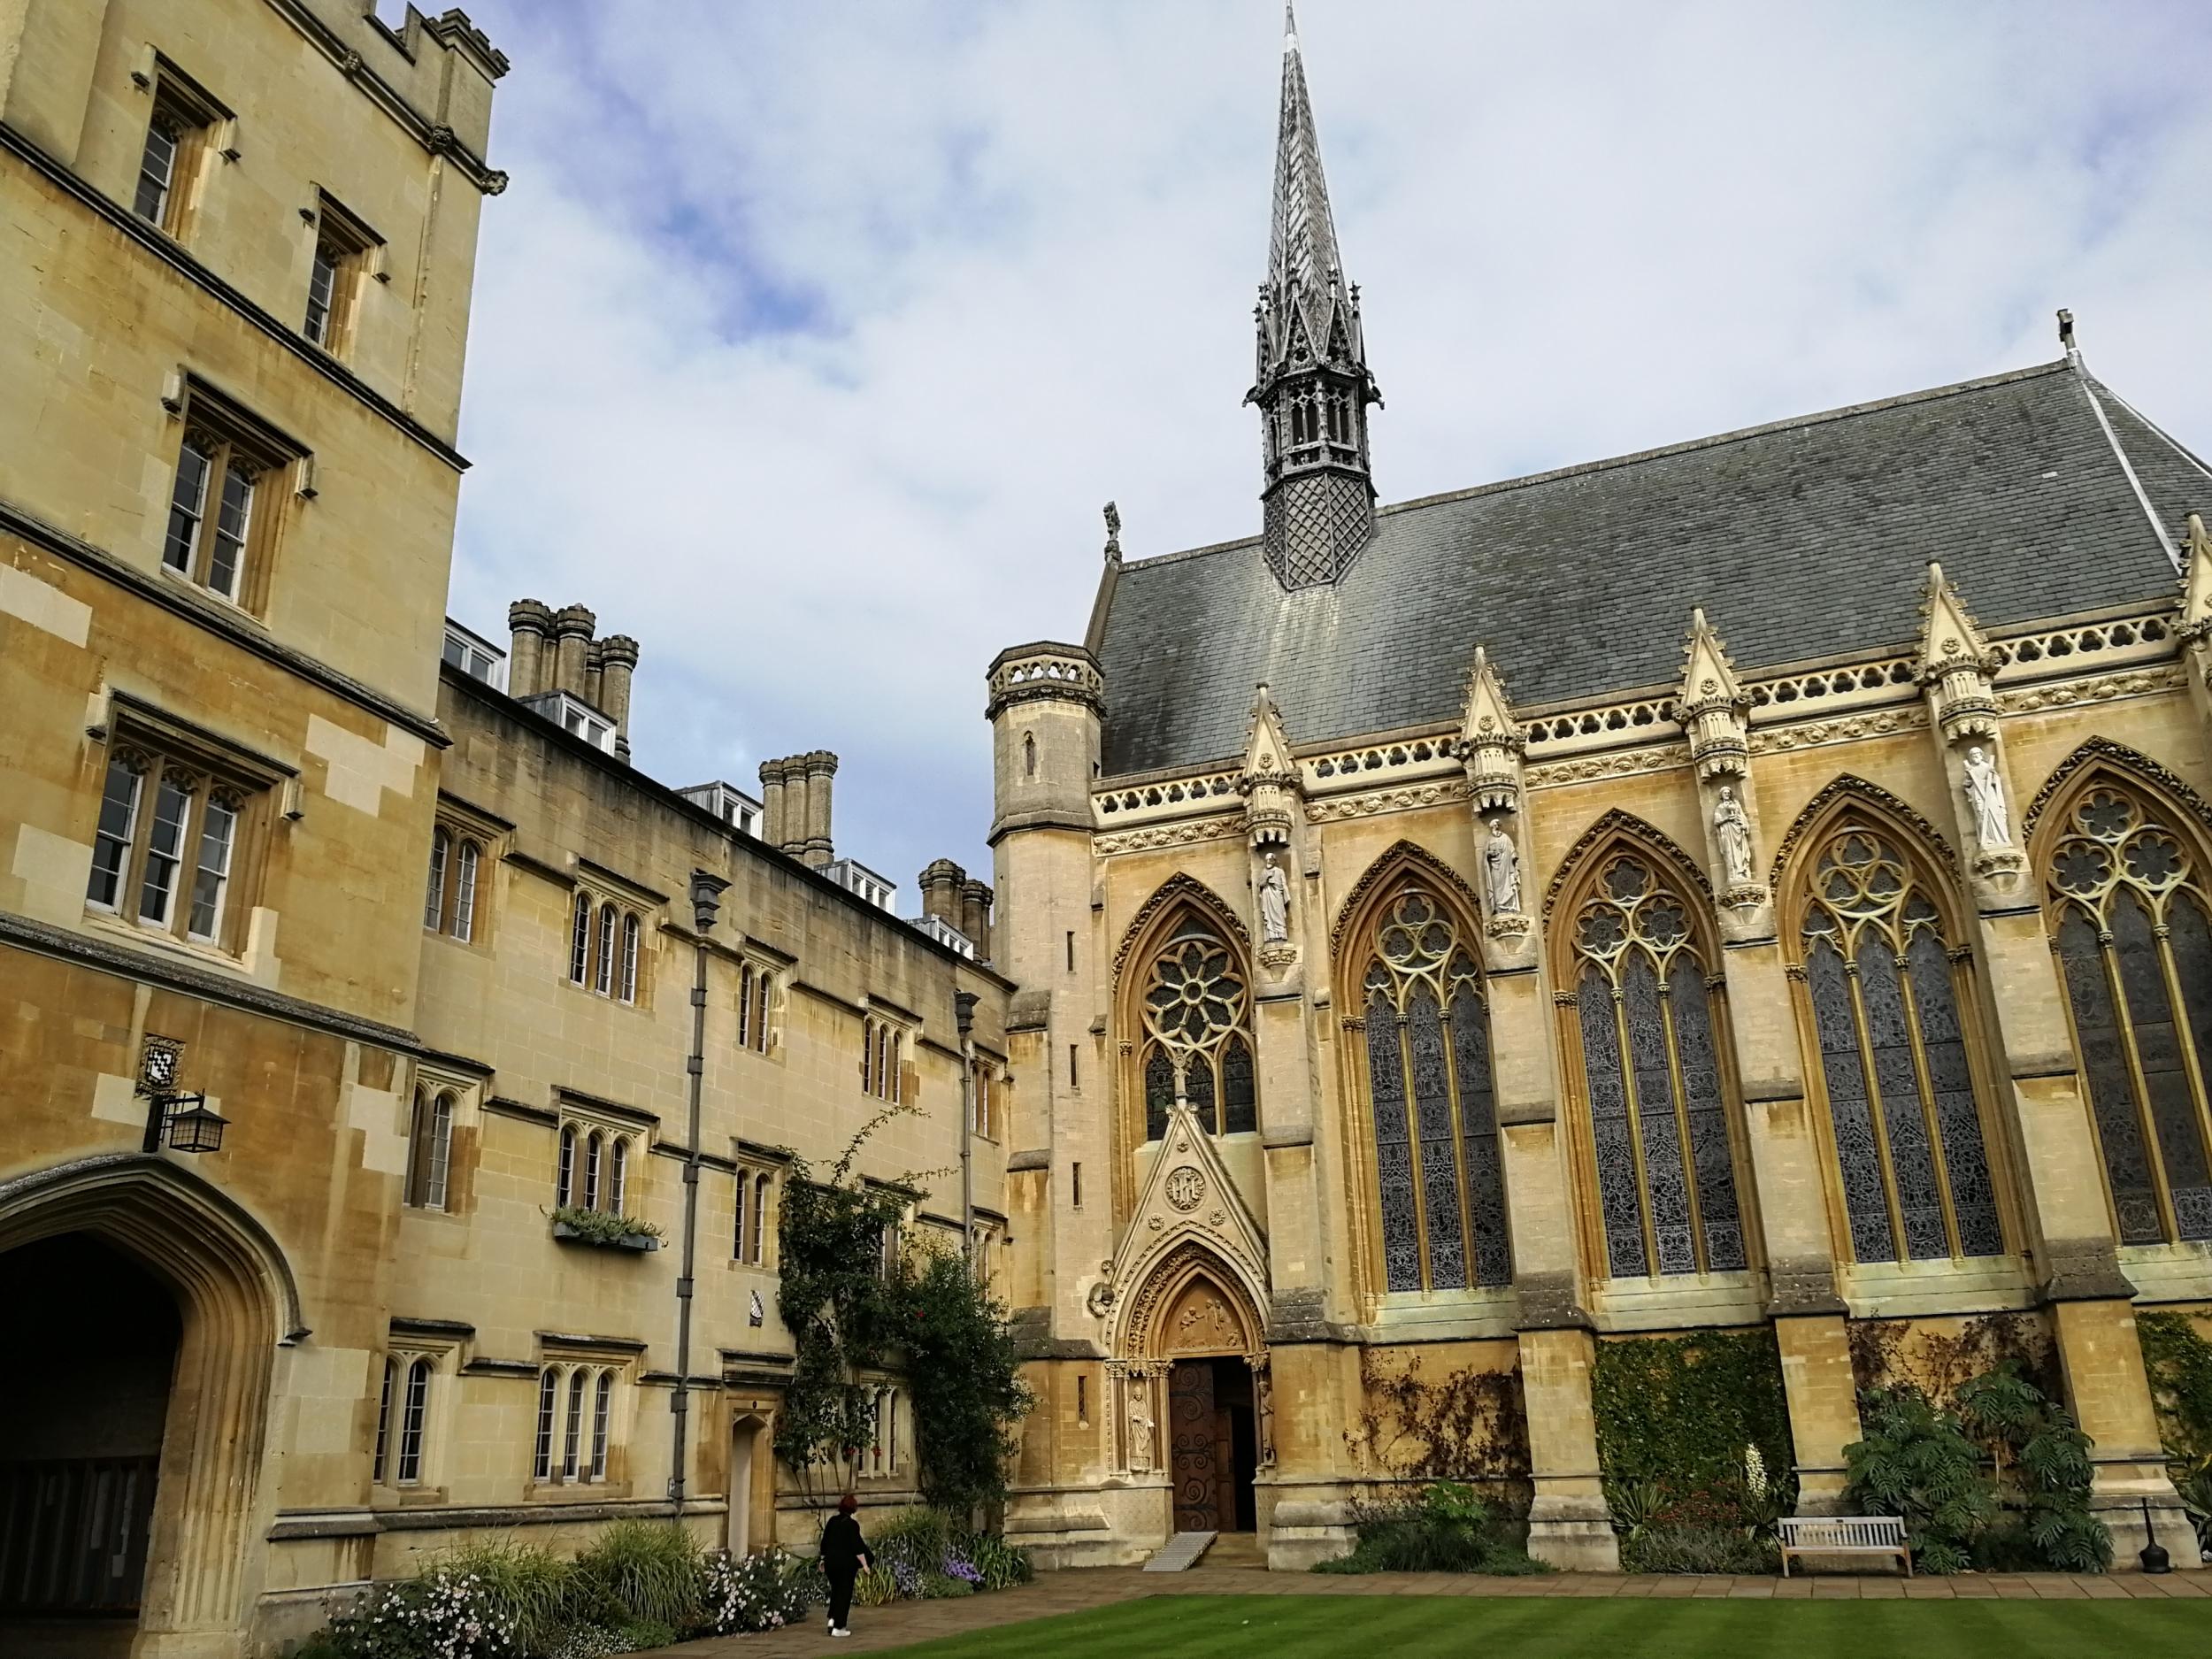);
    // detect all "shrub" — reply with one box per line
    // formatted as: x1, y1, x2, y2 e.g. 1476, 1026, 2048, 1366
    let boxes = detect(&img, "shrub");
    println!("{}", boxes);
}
1620, 1524, 1778, 1575
1846, 1364, 2109, 1574
543, 1630, 626, 1659
612, 1622, 676, 1651
569, 1523, 703, 1633
1310, 1481, 1547, 1576
961, 1532, 1034, 1591
432, 1541, 572, 1655
694, 1547, 812, 1636
318, 1570, 521, 1659
853, 1563, 900, 1607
